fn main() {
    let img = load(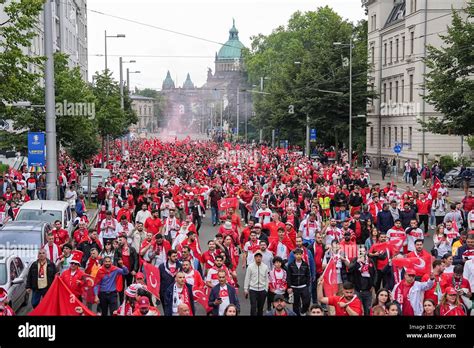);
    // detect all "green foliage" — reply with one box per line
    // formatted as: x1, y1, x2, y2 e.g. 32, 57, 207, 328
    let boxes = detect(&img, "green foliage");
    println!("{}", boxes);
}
440, 155, 457, 172
467, 136, 474, 150
244, 7, 373, 149
420, 3, 474, 136
0, 0, 45, 122
0, 163, 9, 174
92, 70, 136, 138
0, 130, 27, 152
